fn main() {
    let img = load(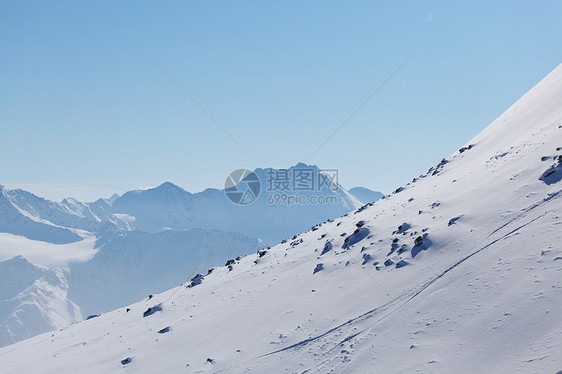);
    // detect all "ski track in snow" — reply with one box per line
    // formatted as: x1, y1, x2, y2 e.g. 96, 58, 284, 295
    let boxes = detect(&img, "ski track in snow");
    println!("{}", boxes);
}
218, 191, 558, 373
